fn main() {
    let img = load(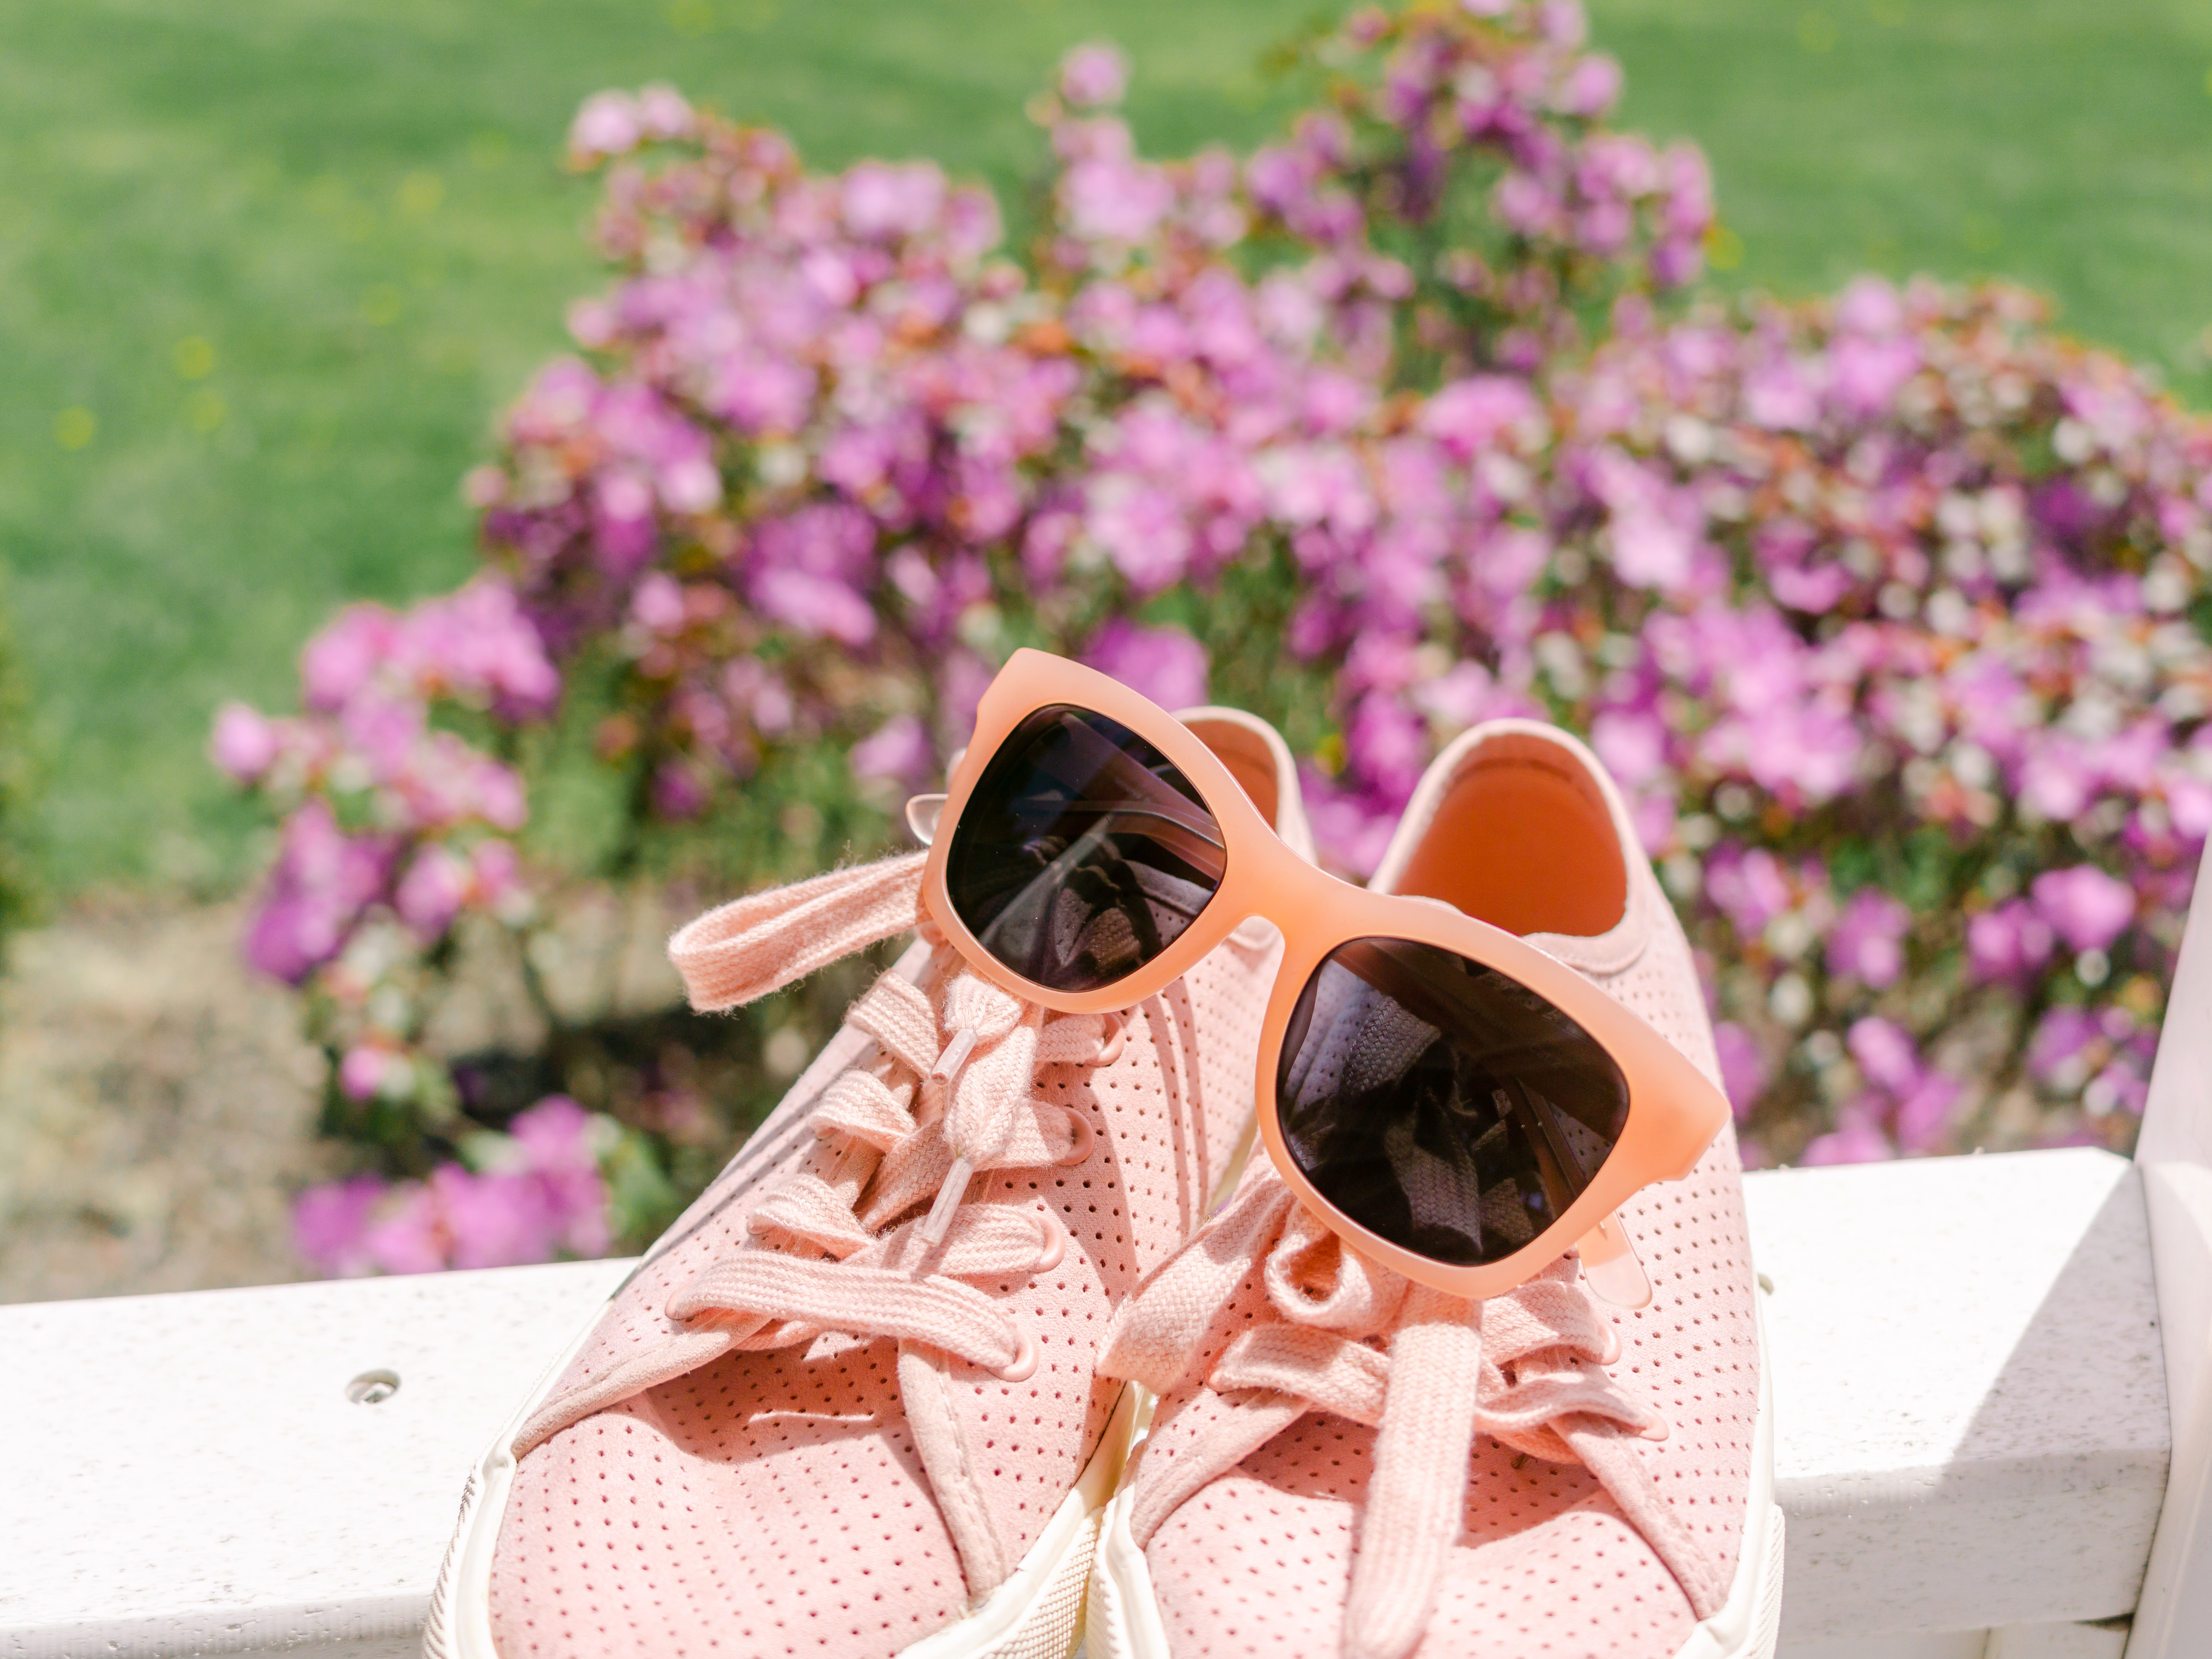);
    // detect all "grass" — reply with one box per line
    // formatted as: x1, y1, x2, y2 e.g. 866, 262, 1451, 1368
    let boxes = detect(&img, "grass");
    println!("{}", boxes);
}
1592, 0, 2212, 396
0, 0, 2208, 893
